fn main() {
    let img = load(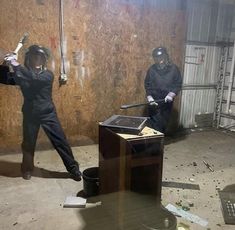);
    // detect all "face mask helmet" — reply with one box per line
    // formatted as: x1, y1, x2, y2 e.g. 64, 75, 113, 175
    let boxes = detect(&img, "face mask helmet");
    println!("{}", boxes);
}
152, 47, 170, 70
24, 45, 50, 72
